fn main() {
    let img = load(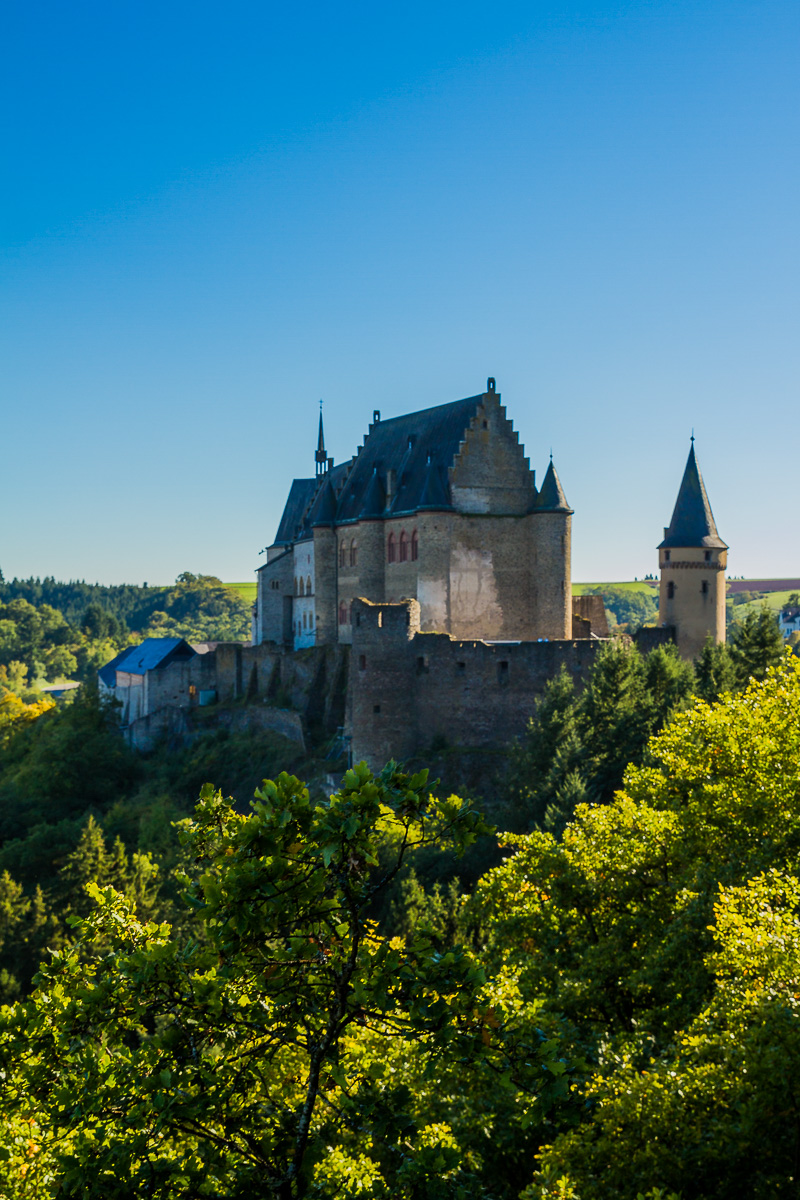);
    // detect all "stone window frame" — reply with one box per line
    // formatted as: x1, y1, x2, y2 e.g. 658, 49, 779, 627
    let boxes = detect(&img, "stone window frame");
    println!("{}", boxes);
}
338, 601, 348, 625
411, 530, 419, 561
399, 531, 408, 563
339, 541, 346, 569
306, 575, 312, 595
350, 540, 358, 567
387, 533, 396, 564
